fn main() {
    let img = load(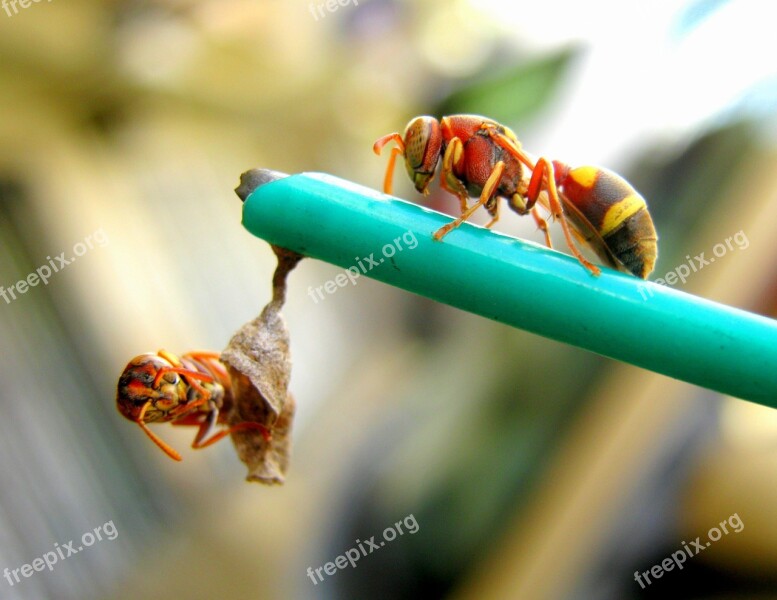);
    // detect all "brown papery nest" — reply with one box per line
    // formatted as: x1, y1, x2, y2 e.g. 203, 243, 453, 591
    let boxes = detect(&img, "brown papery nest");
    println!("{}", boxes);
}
221, 246, 303, 484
